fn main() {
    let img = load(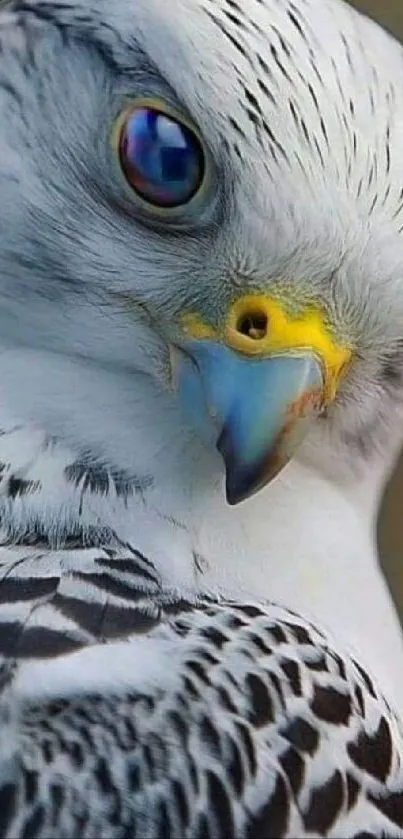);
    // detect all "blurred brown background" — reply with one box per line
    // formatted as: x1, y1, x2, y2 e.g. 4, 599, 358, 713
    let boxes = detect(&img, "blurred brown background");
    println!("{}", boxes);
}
351, 1, 403, 35
348, 1, 403, 621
